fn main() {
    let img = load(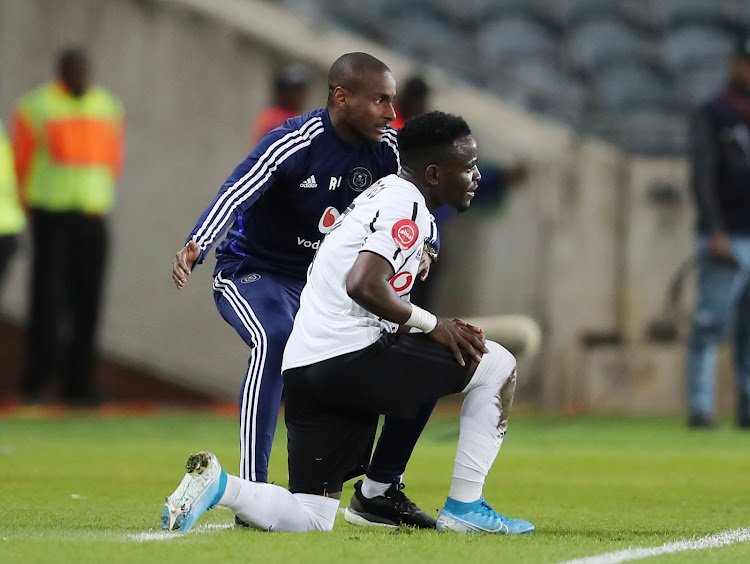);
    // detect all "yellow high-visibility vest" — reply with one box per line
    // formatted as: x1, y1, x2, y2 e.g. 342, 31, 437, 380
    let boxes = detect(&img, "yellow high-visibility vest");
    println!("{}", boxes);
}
0, 121, 25, 236
14, 81, 124, 215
